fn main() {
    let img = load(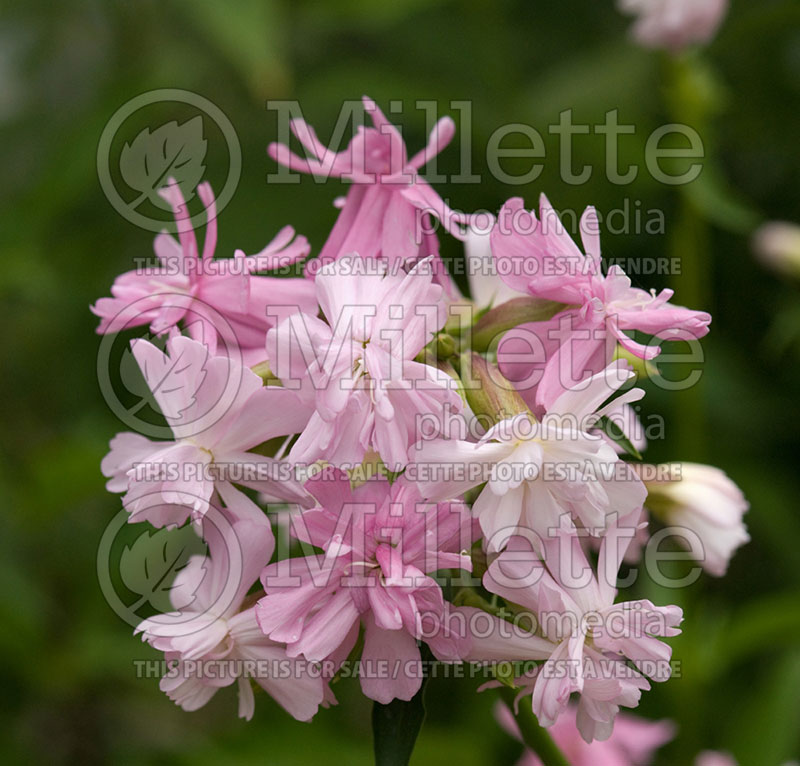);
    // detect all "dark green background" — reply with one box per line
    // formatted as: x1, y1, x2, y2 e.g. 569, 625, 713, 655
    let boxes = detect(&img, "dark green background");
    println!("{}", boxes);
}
1, 0, 799, 763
